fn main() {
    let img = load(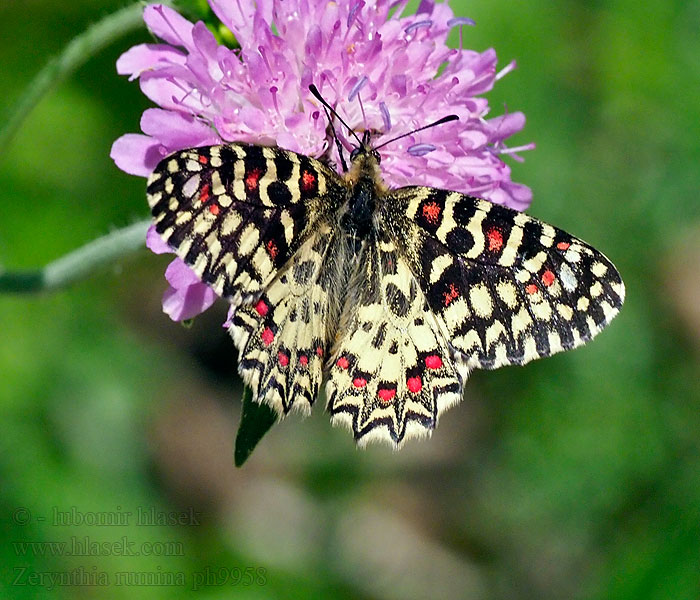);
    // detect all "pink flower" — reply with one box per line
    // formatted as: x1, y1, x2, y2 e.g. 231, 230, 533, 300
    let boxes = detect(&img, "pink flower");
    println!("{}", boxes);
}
146, 227, 217, 321
112, 0, 533, 322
